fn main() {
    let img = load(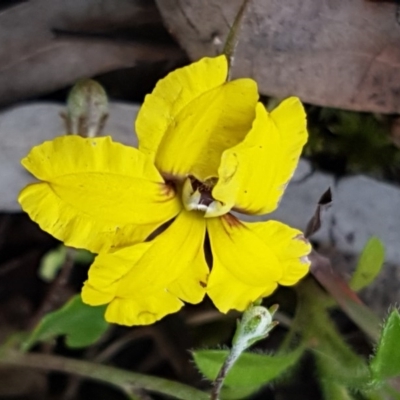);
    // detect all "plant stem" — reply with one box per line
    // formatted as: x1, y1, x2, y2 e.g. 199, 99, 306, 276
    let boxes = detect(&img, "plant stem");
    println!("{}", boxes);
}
30, 247, 75, 328
0, 349, 209, 400
223, 0, 251, 78
210, 347, 241, 400
309, 250, 380, 341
